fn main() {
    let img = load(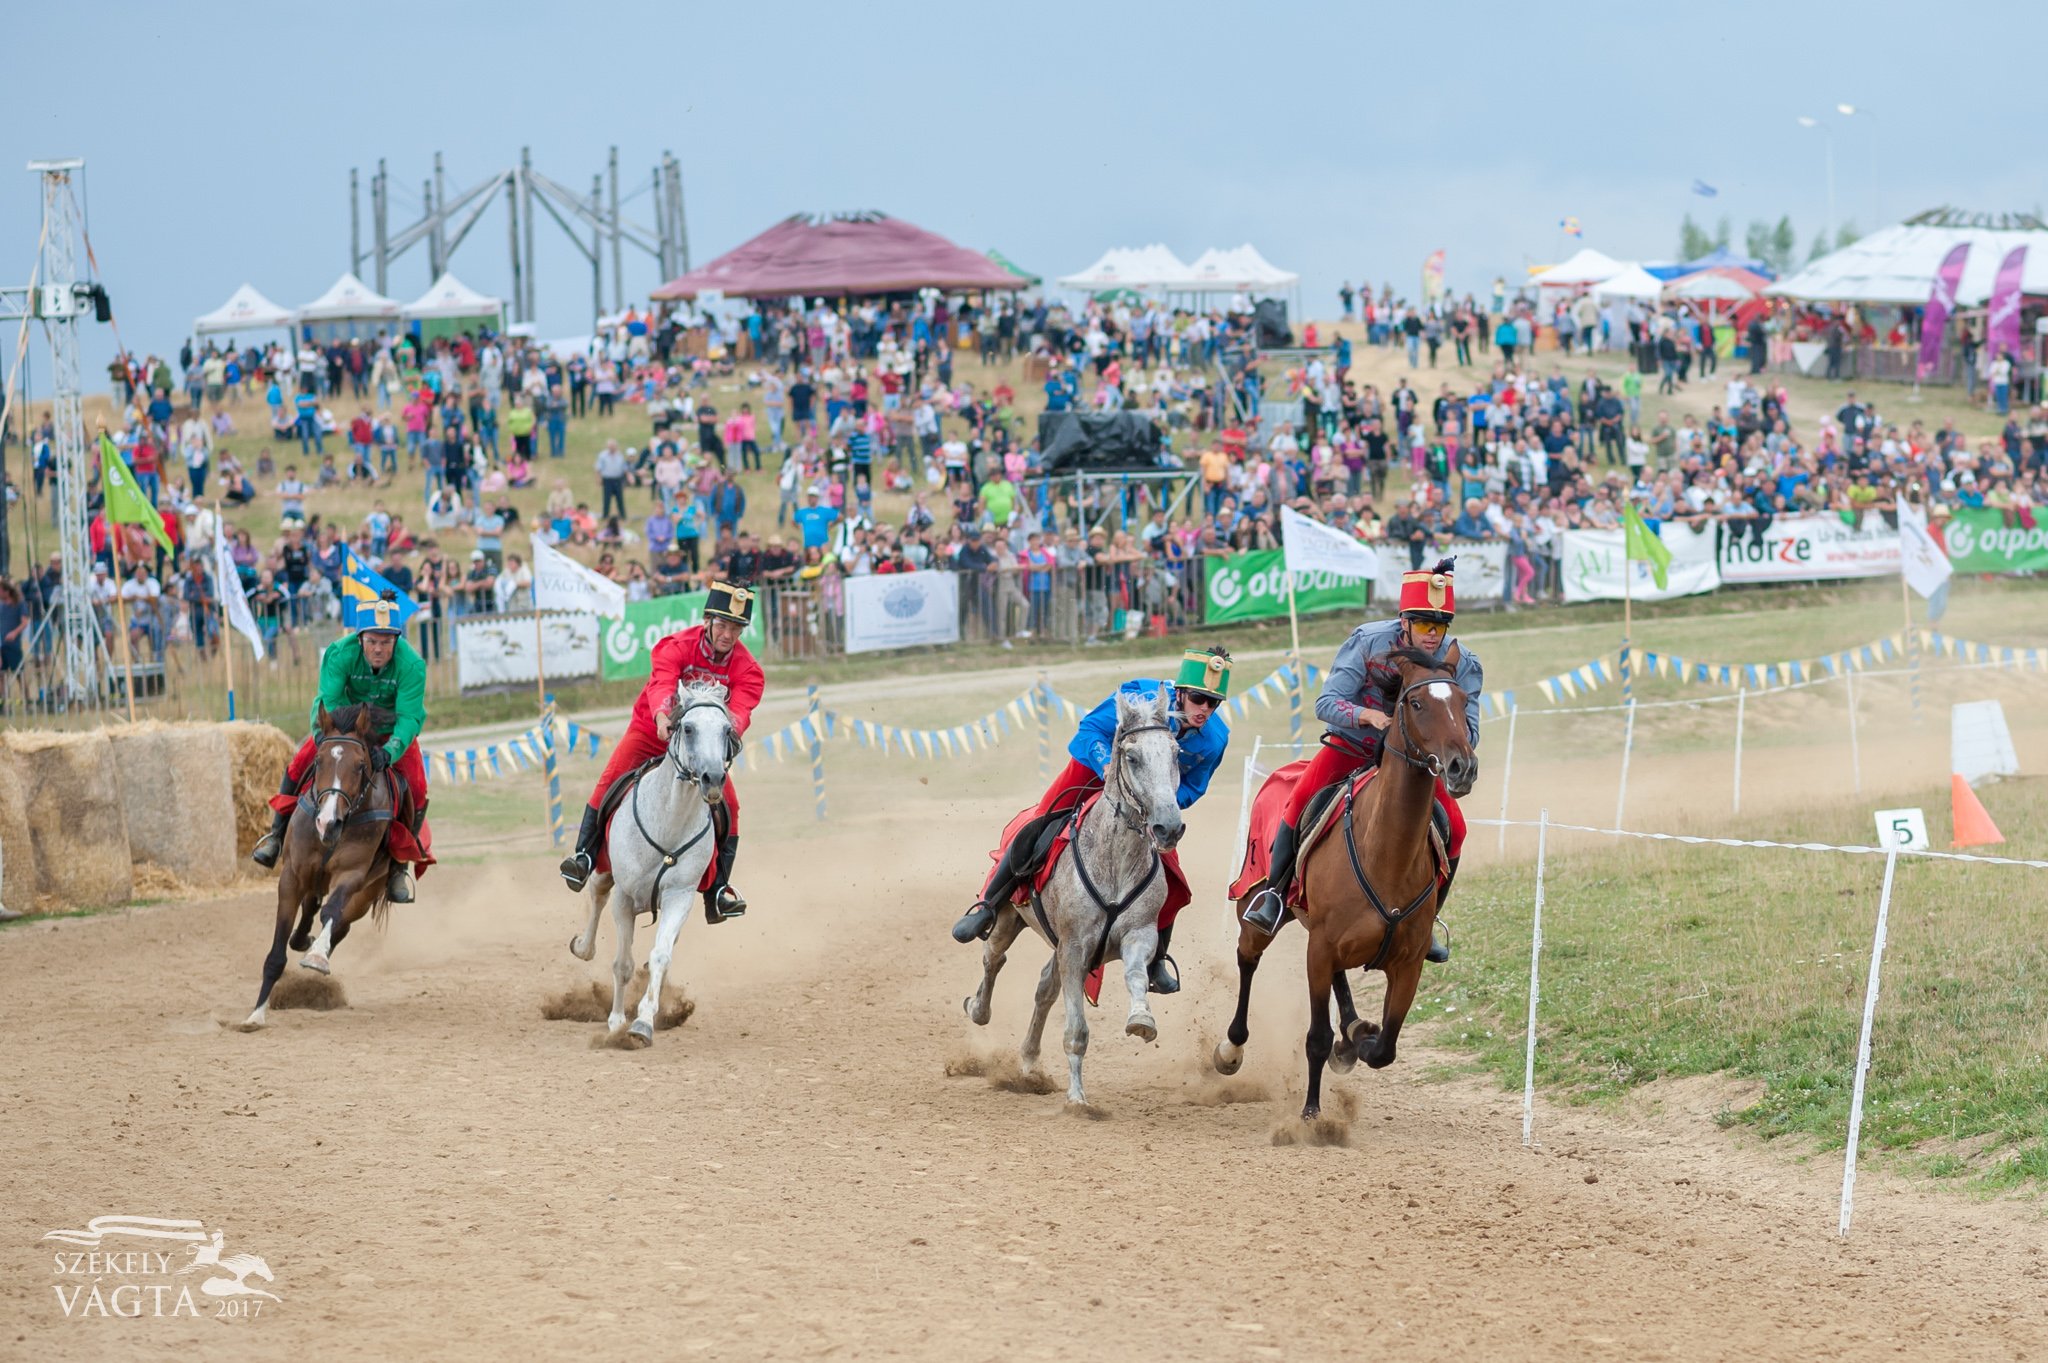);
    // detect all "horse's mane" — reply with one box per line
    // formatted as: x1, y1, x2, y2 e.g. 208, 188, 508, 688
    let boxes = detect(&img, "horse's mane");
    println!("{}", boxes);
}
1383, 645, 1451, 674
325, 702, 396, 740
664, 679, 730, 720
